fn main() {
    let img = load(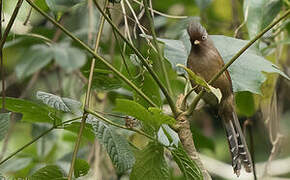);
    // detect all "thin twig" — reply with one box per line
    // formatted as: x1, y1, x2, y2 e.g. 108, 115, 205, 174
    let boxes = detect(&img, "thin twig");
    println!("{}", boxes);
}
25, 0, 157, 108
131, 0, 187, 19
106, 7, 131, 77
85, 108, 155, 140
67, 1, 108, 179
143, 0, 173, 97
0, 117, 82, 166
0, 0, 3, 112
185, 9, 290, 116
124, 0, 155, 50
93, 0, 178, 116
